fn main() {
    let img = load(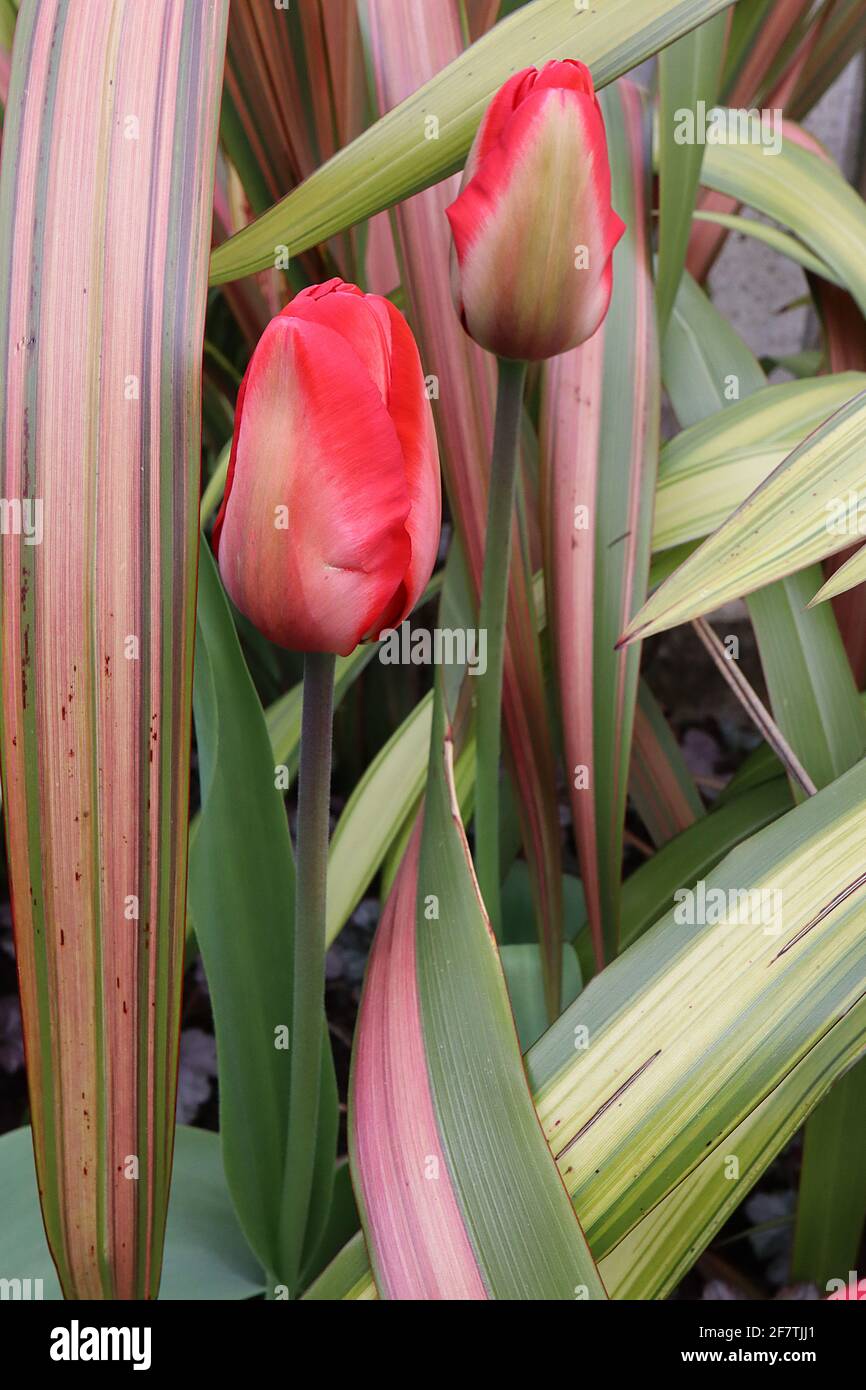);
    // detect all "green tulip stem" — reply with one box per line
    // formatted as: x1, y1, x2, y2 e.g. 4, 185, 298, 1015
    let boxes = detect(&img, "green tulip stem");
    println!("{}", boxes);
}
283, 648, 335, 1289
475, 356, 528, 931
